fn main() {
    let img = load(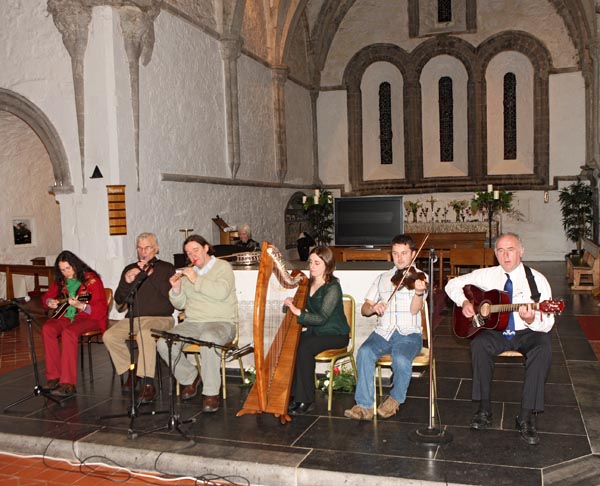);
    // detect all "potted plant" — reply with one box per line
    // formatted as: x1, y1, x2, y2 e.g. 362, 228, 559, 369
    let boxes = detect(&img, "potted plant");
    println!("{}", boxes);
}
302, 189, 333, 246
558, 181, 593, 253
